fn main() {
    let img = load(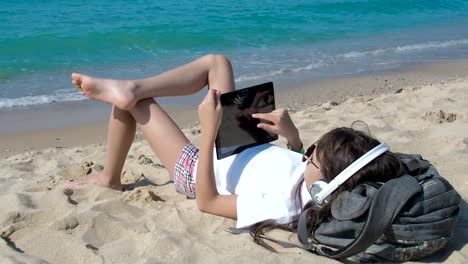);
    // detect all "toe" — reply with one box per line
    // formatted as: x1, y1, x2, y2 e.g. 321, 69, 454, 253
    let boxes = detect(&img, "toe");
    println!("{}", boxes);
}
71, 72, 81, 81
63, 182, 79, 190
72, 80, 81, 87
63, 178, 84, 190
